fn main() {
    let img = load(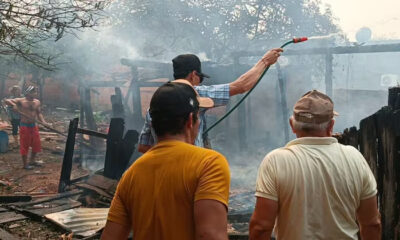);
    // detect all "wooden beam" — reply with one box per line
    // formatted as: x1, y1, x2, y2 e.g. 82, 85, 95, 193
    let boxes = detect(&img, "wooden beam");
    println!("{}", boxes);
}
233, 43, 400, 57
77, 128, 107, 139
13, 189, 82, 207
0, 195, 32, 203
83, 81, 127, 88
